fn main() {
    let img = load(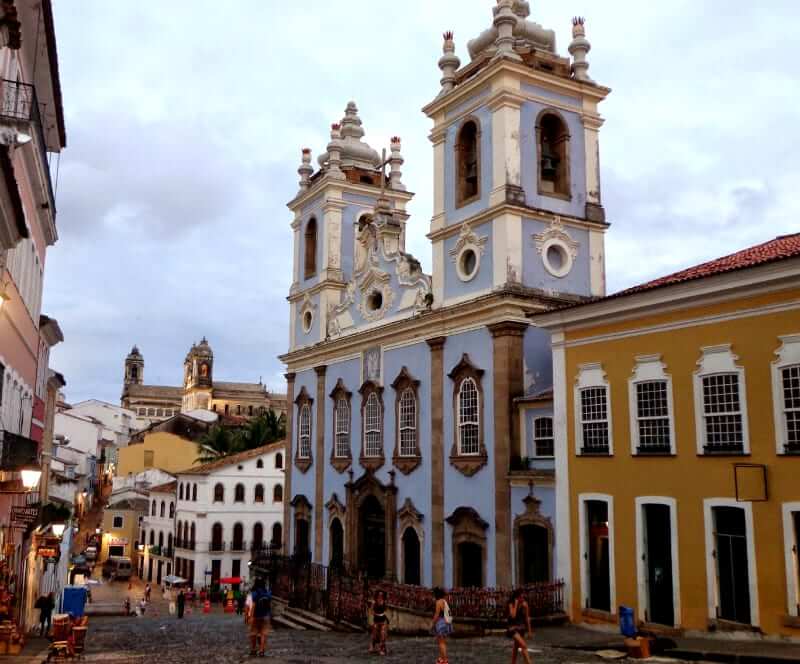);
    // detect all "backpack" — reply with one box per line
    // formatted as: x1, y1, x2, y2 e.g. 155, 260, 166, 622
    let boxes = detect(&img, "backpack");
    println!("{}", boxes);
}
442, 600, 452, 625
253, 590, 271, 618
